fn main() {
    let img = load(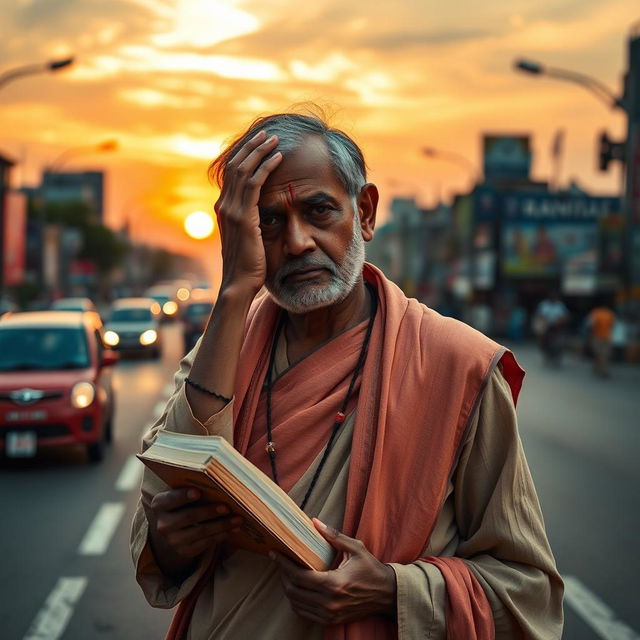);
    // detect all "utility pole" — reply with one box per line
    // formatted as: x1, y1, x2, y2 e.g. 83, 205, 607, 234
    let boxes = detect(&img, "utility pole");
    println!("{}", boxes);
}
0, 56, 74, 301
623, 25, 640, 298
